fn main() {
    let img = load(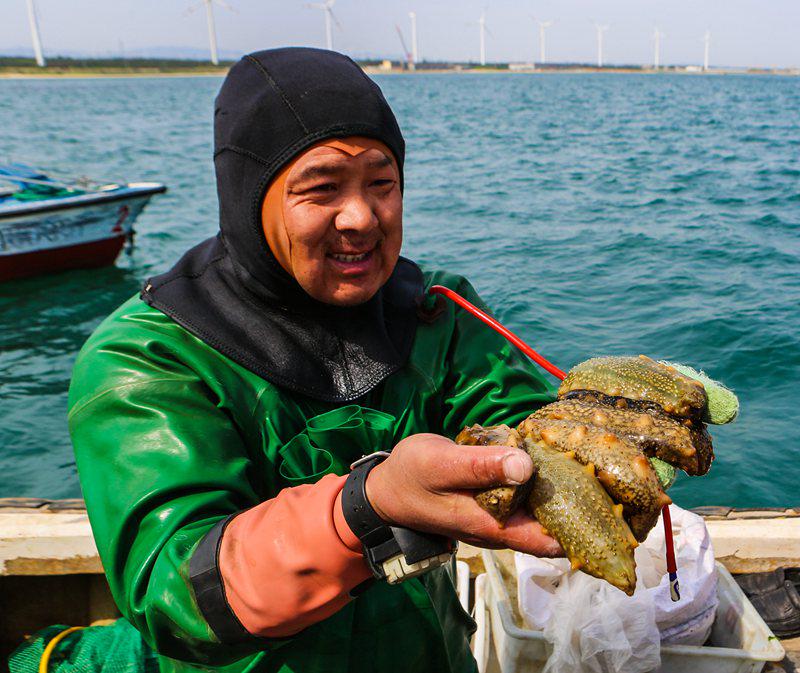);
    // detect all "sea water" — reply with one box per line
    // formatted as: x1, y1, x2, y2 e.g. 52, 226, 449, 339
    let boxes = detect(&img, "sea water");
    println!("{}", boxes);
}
0, 73, 798, 507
